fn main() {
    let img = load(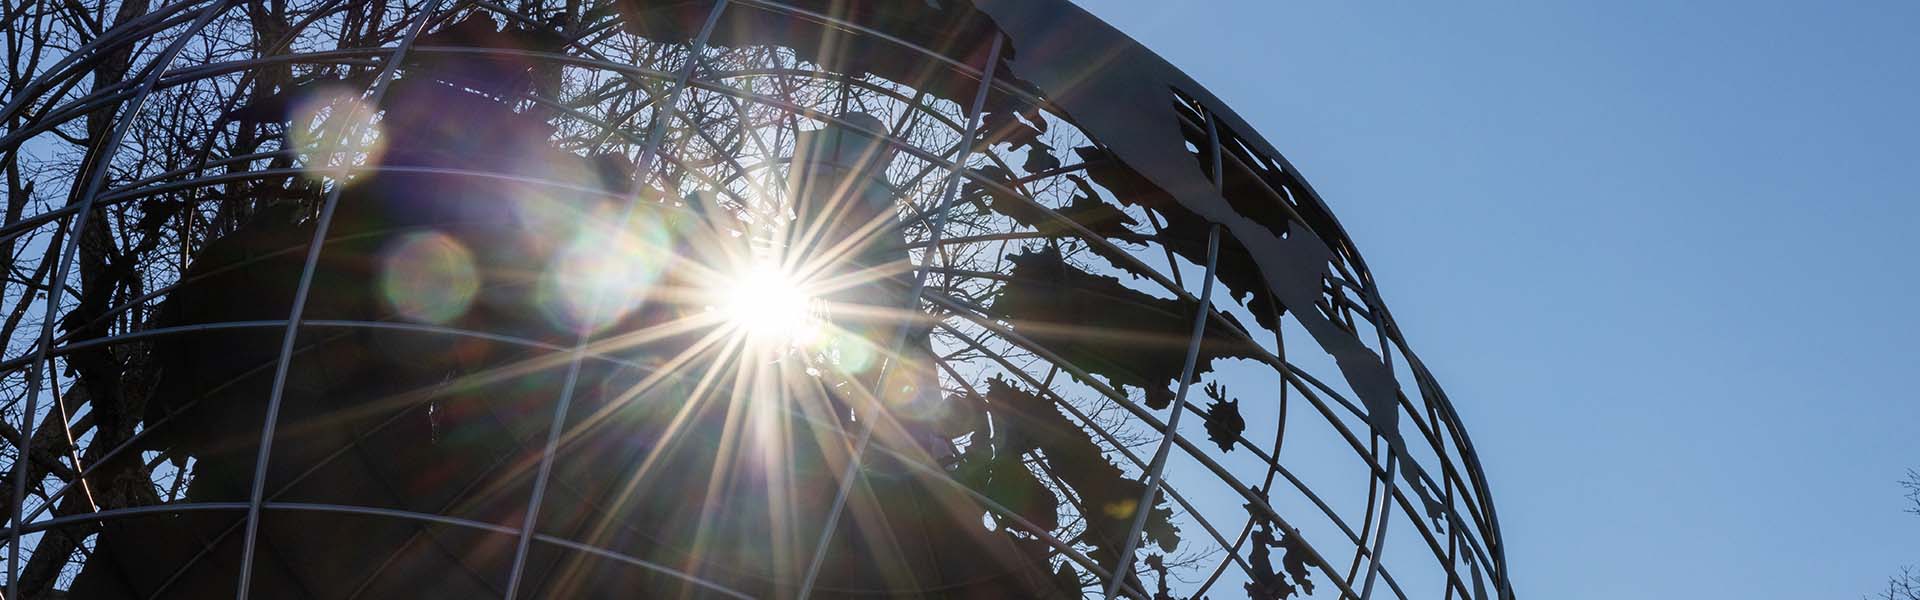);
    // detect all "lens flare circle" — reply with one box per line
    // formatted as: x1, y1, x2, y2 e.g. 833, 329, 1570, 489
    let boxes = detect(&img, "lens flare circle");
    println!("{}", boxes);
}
378, 231, 479, 324
289, 85, 385, 183
538, 217, 670, 334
